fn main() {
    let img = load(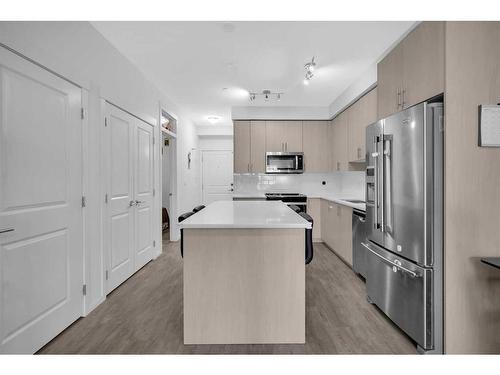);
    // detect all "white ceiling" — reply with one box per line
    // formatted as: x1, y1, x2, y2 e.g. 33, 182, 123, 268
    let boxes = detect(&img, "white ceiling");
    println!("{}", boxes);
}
92, 21, 415, 127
